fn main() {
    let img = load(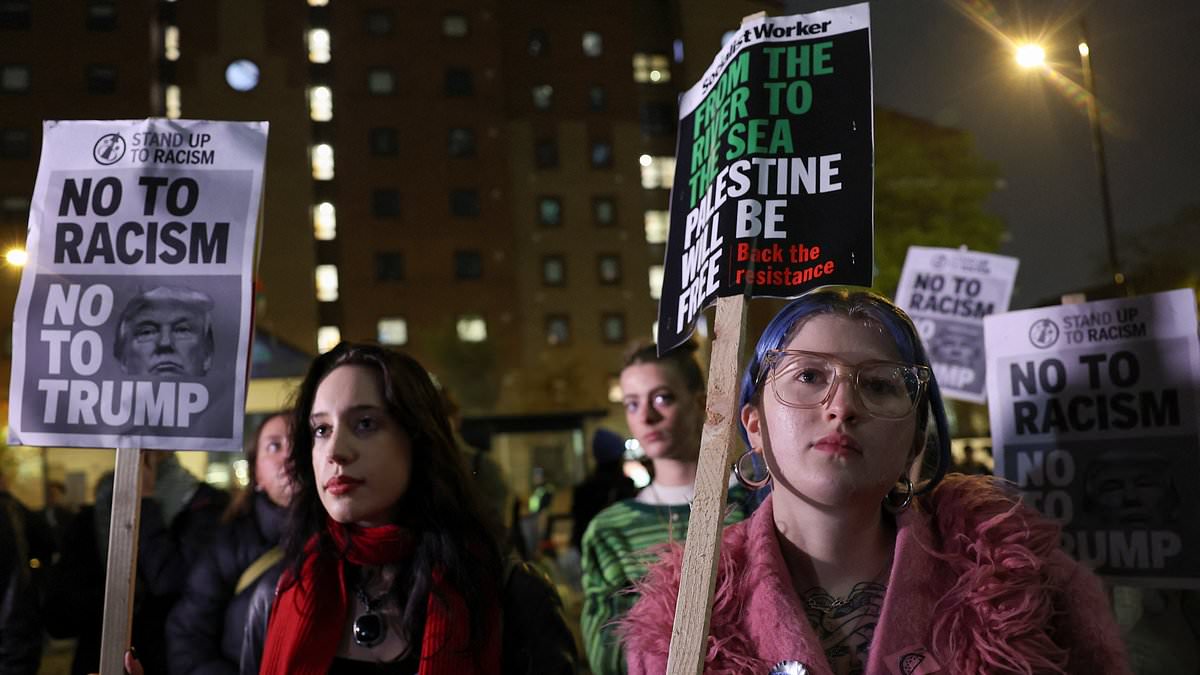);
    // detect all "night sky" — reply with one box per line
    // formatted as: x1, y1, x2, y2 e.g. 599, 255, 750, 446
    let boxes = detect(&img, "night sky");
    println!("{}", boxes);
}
784, 0, 1200, 306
